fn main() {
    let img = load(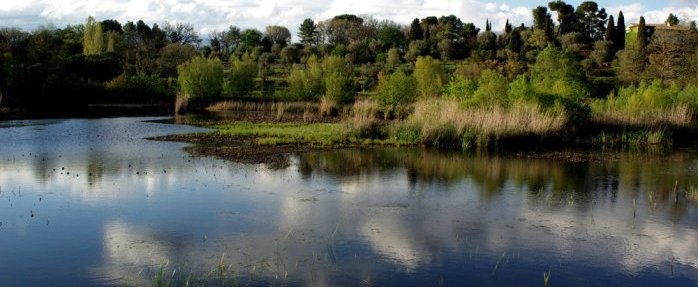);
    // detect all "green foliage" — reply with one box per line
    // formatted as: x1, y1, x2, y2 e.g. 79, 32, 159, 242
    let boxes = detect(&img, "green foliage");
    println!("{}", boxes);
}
375, 70, 418, 118
666, 13, 680, 26
216, 122, 345, 146
177, 56, 224, 100
324, 72, 353, 103
530, 45, 589, 101
83, 16, 104, 55
226, 54, 258, 97
322, 55, 349, 75
414, 56, 445, 98
507, 74, 537, 103
444, 75, 478, 101
618, 42, 646, 84
591, 80, 698, 126
386, 48, 401, 69
471, 70, 509, 107
298, 18, 319, 45
106, 73, 170, 101
285, 56, 323, 100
